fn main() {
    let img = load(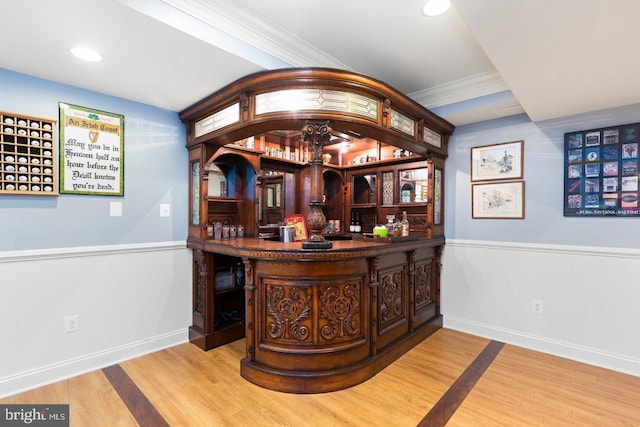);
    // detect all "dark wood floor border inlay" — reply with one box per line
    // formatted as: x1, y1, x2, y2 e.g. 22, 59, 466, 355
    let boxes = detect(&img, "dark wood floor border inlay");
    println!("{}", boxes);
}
102, 364, 170, 427
417, 340, 505, 427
